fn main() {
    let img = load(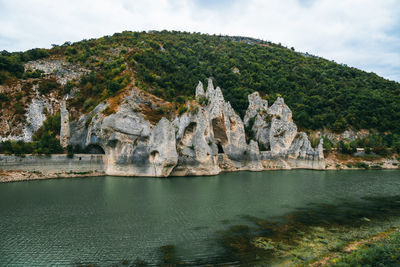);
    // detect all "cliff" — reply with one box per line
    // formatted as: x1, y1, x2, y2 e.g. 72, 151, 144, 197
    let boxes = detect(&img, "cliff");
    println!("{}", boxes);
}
62, 78, 325, 177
